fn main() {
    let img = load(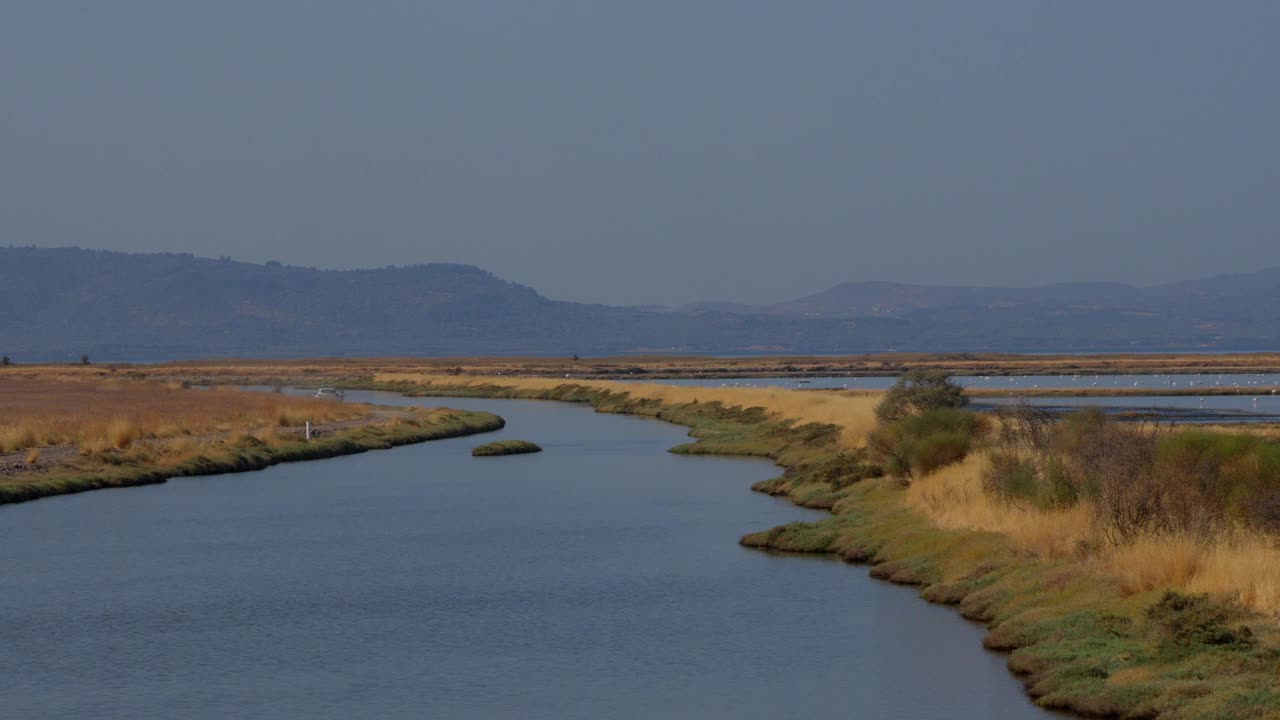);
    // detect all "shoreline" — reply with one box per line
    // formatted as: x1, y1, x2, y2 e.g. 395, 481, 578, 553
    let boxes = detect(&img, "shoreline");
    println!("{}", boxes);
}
0, 408, 504, 506
386, 378, 1279, 720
